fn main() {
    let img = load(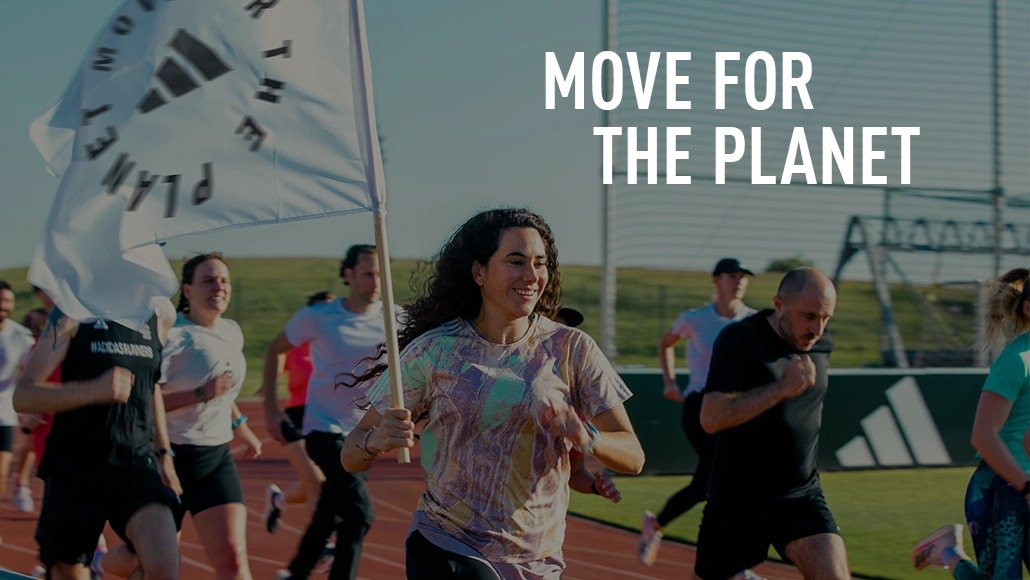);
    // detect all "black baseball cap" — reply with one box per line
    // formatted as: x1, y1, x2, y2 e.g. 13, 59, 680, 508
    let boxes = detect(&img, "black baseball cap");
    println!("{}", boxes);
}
712, 258, 754, 276
555, 306, 585, 328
